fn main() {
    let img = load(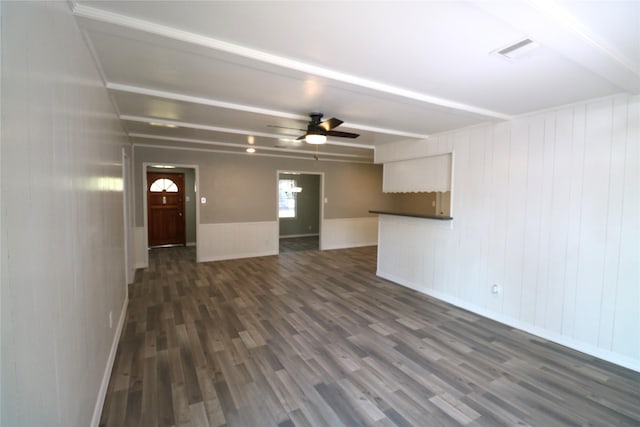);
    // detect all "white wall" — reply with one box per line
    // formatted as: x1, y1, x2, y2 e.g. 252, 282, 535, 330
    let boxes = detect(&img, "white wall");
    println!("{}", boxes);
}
376, 94, 640, 371
322, 217, 379, 250
1, 2, 130, 426
198, 221, 279, 262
